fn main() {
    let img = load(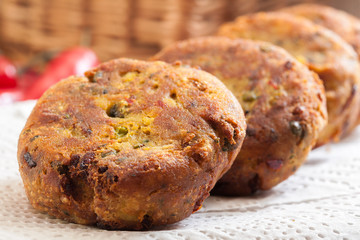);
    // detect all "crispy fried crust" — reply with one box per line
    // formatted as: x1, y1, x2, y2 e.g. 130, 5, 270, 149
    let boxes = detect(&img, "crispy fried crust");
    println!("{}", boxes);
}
17, 59, 246, 229
281, 3, 360, 58
152, 37, 327, 195
281, 3, 360, 124
218, 12, 360, 146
